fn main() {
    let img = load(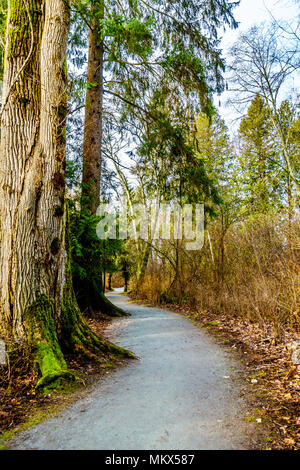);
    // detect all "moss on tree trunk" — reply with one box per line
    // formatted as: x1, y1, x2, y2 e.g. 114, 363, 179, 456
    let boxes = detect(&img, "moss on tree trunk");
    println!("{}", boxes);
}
0, 0, 133, 392
23, 295, 75, 390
